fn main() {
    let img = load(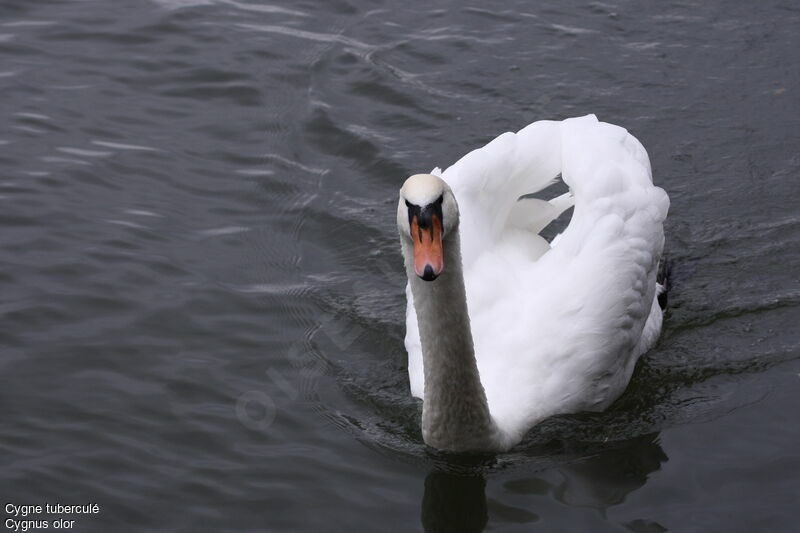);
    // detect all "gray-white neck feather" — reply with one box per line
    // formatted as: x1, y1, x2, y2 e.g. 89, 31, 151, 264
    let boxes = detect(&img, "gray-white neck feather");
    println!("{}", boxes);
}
402, 227, 499, 452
